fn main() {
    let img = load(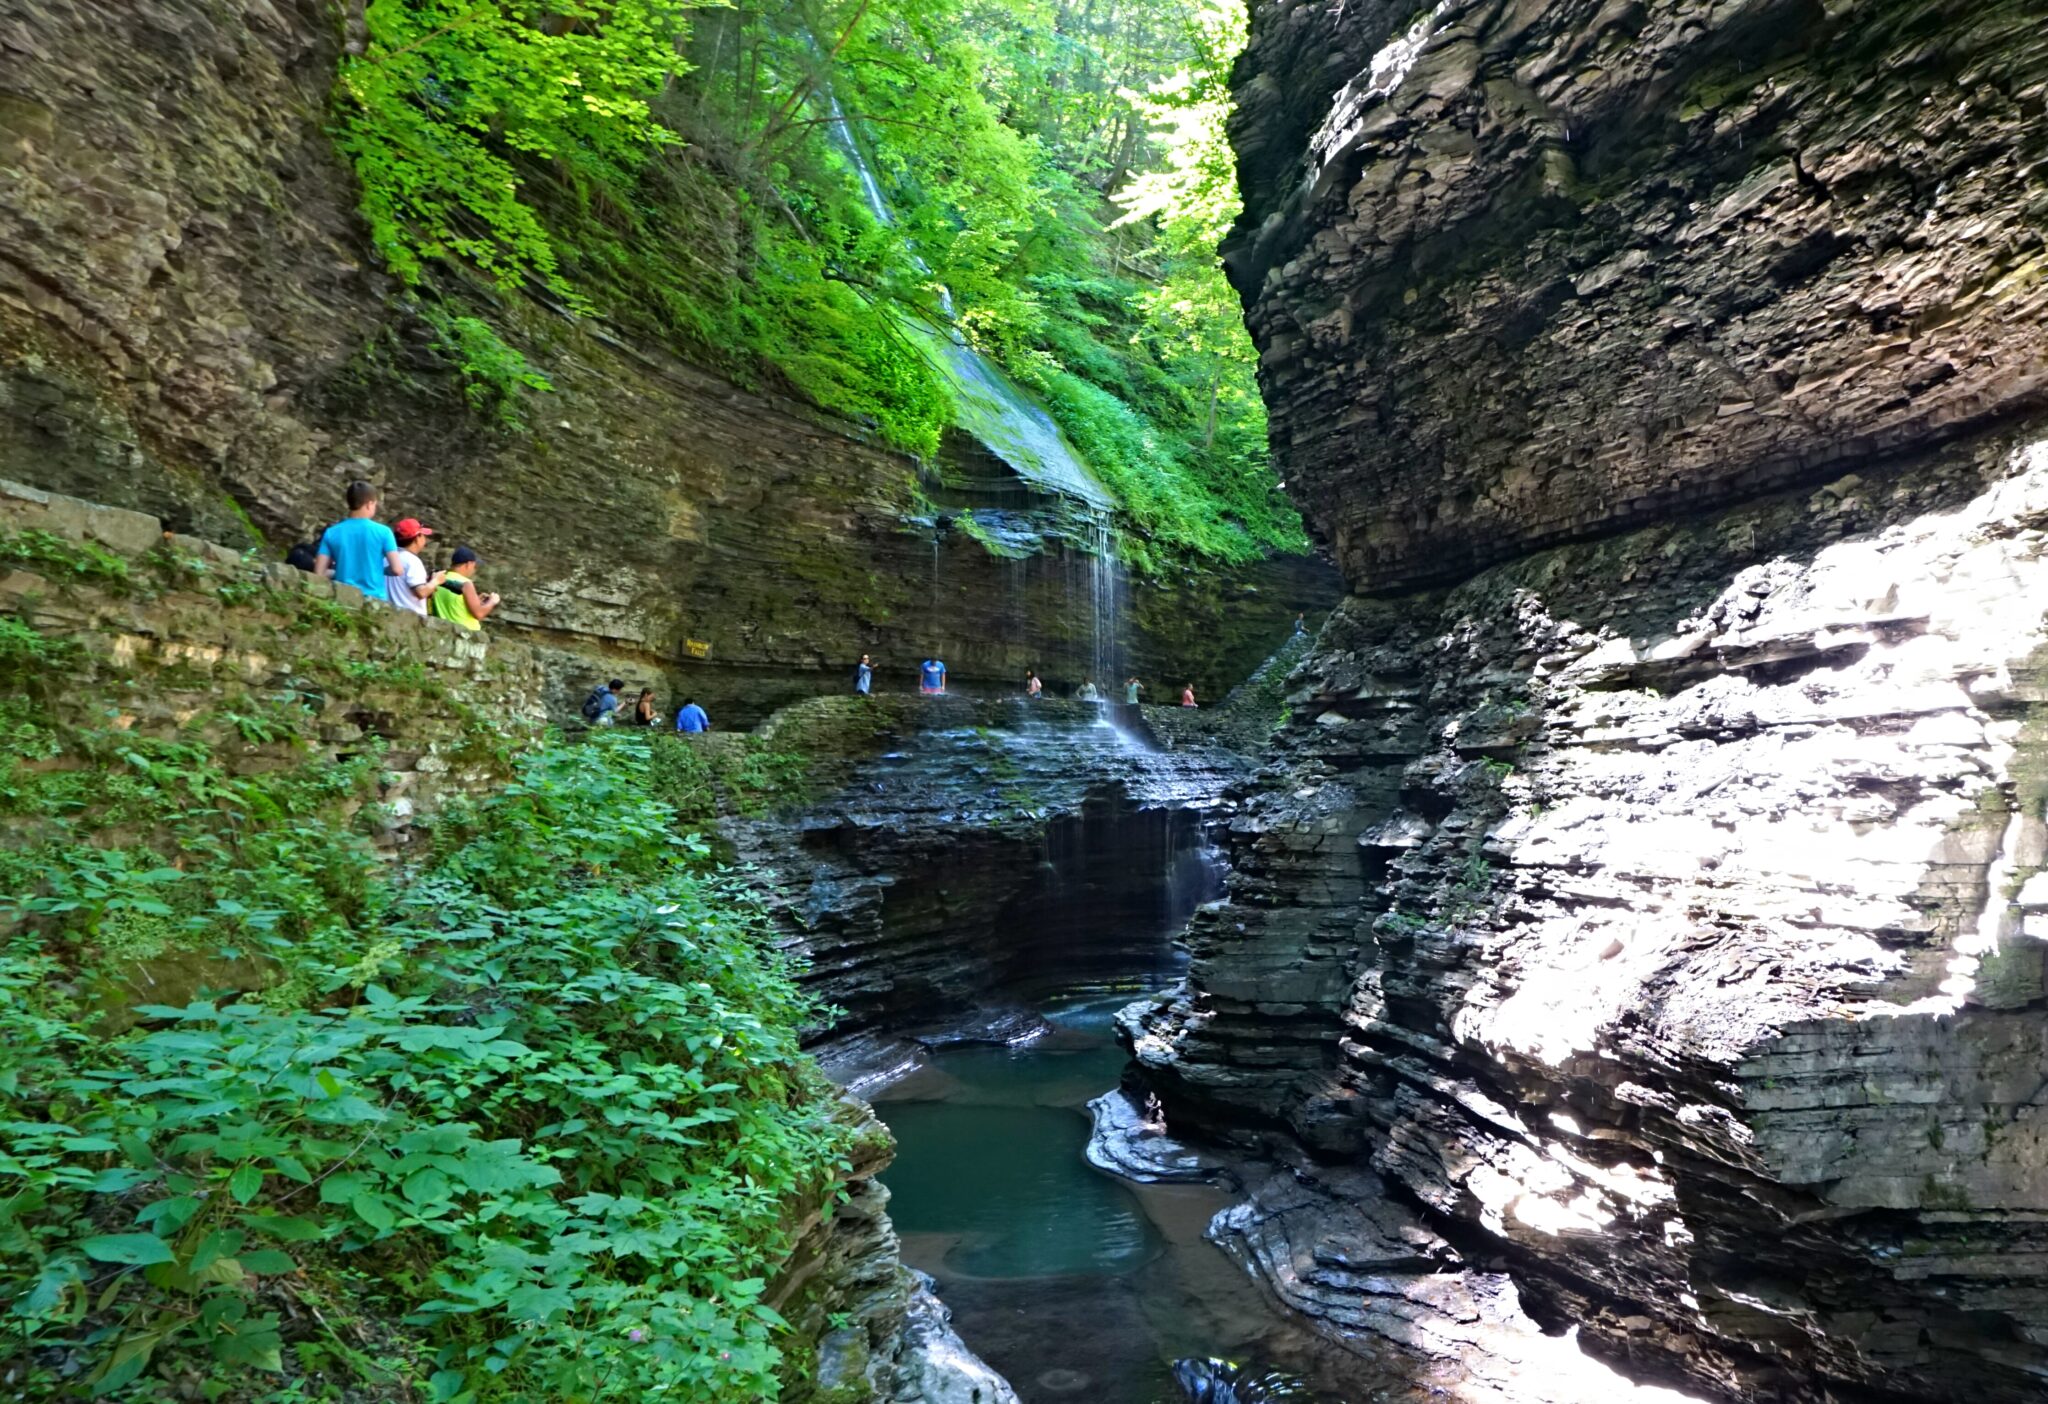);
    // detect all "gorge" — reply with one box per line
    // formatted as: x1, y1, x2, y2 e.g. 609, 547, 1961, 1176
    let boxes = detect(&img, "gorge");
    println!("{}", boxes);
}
4, 1, 2048, 1403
